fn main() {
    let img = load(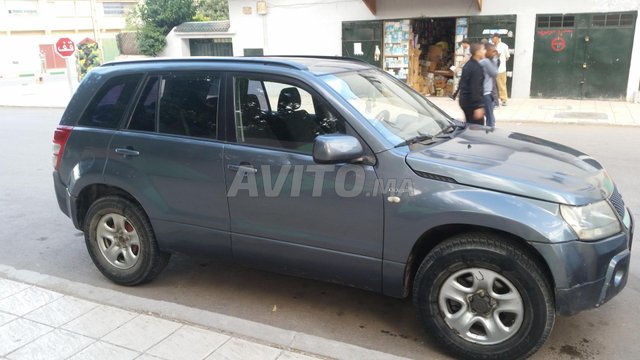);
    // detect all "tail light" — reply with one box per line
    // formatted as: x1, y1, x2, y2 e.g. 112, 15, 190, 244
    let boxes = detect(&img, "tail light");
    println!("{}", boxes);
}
52, 126, 73, 171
